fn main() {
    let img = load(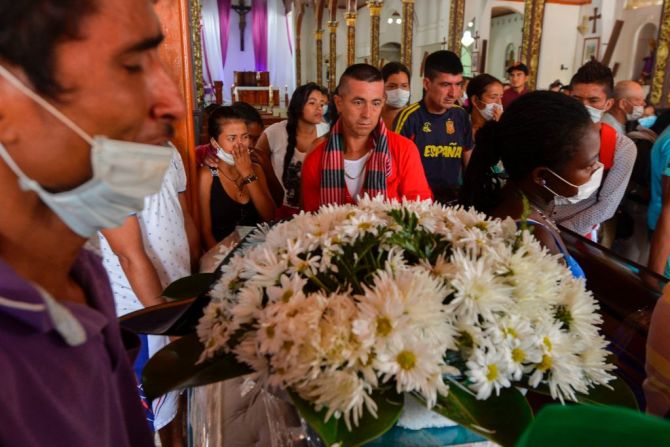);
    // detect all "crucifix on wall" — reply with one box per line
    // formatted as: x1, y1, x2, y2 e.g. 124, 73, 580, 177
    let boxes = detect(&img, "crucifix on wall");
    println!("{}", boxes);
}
588, 7, 601, 34
232, 0, 252, 51
473, 31, 480, 50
